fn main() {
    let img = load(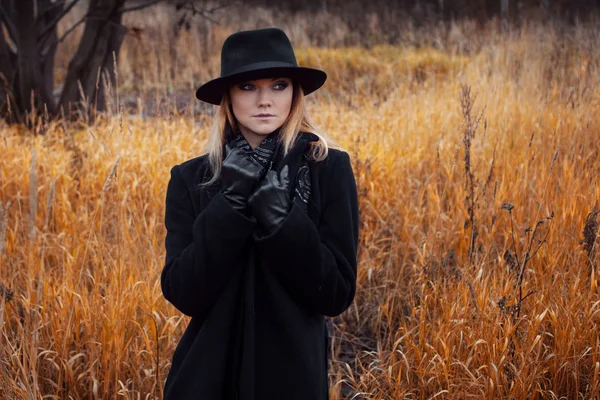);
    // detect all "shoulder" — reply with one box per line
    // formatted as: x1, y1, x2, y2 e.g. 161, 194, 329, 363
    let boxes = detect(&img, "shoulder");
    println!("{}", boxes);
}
166, 154, 218, 204
166, 153, 218, 204
169, 153, 212, 187
313, 147, 357, 215
311, 147, 355, 198
175, 153, 210, 175
316, 147, 352, 177
302, 131, 349, 171
324, 148, 350, 165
